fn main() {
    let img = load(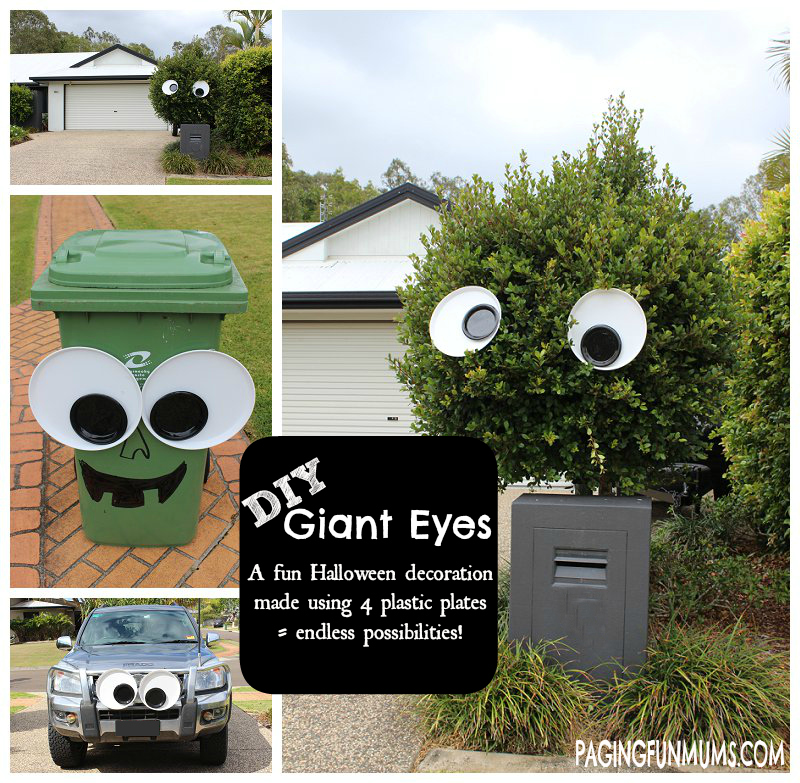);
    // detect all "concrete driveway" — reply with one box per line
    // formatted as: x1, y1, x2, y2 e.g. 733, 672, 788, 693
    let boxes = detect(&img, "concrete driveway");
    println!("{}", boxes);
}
11, 131, 173, 185
11, 700, 271, 773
